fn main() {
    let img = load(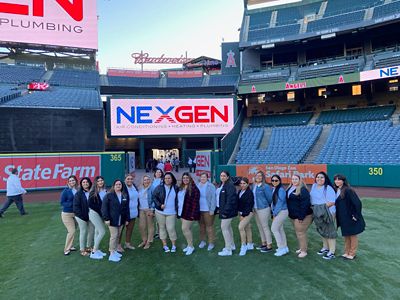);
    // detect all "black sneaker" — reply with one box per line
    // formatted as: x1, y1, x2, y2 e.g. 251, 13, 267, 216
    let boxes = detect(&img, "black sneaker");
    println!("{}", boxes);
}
0, 213, 3, 218
256, 245, 265, 250
322, 253, 336, 260
154, 233, 160, 240
317, 248, 329, 255
260, 246, 273, 253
